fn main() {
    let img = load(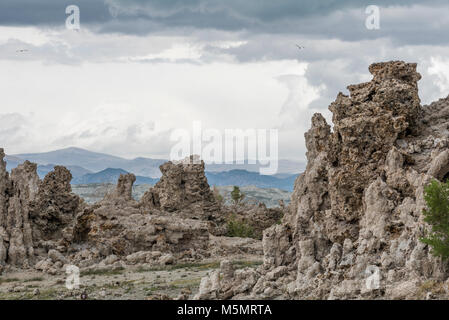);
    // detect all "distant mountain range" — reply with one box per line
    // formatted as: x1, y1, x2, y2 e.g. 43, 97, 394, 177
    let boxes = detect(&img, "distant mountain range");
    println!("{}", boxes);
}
4, 156, 93, 178
5, 147, 303, 191
4, 155, 23, 172
70, 168, 297, 190
11, 147, 304, 177
205, 160, 304, 175
71, 168, 158, 185
37, 164, 93, 179
13, 147, 165, 178
205, 170, 297, 191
